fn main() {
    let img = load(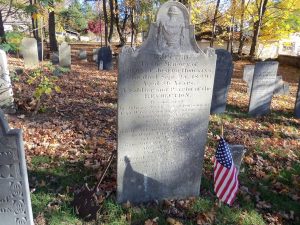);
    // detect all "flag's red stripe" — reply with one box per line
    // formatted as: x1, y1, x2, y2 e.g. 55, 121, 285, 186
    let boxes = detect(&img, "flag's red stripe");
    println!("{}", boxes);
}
214, 162, 222, 181
214, 165, 227, 192
214, 164, 230, 193
218, 166, 235, 200
223, 167, 238, 204
228, 173, 239, 205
